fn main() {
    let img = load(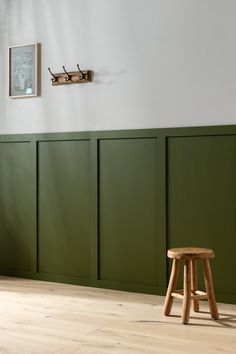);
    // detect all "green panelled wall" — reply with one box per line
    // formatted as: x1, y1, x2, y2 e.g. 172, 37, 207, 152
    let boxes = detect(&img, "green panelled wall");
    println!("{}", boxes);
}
0, 126, 235, 303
